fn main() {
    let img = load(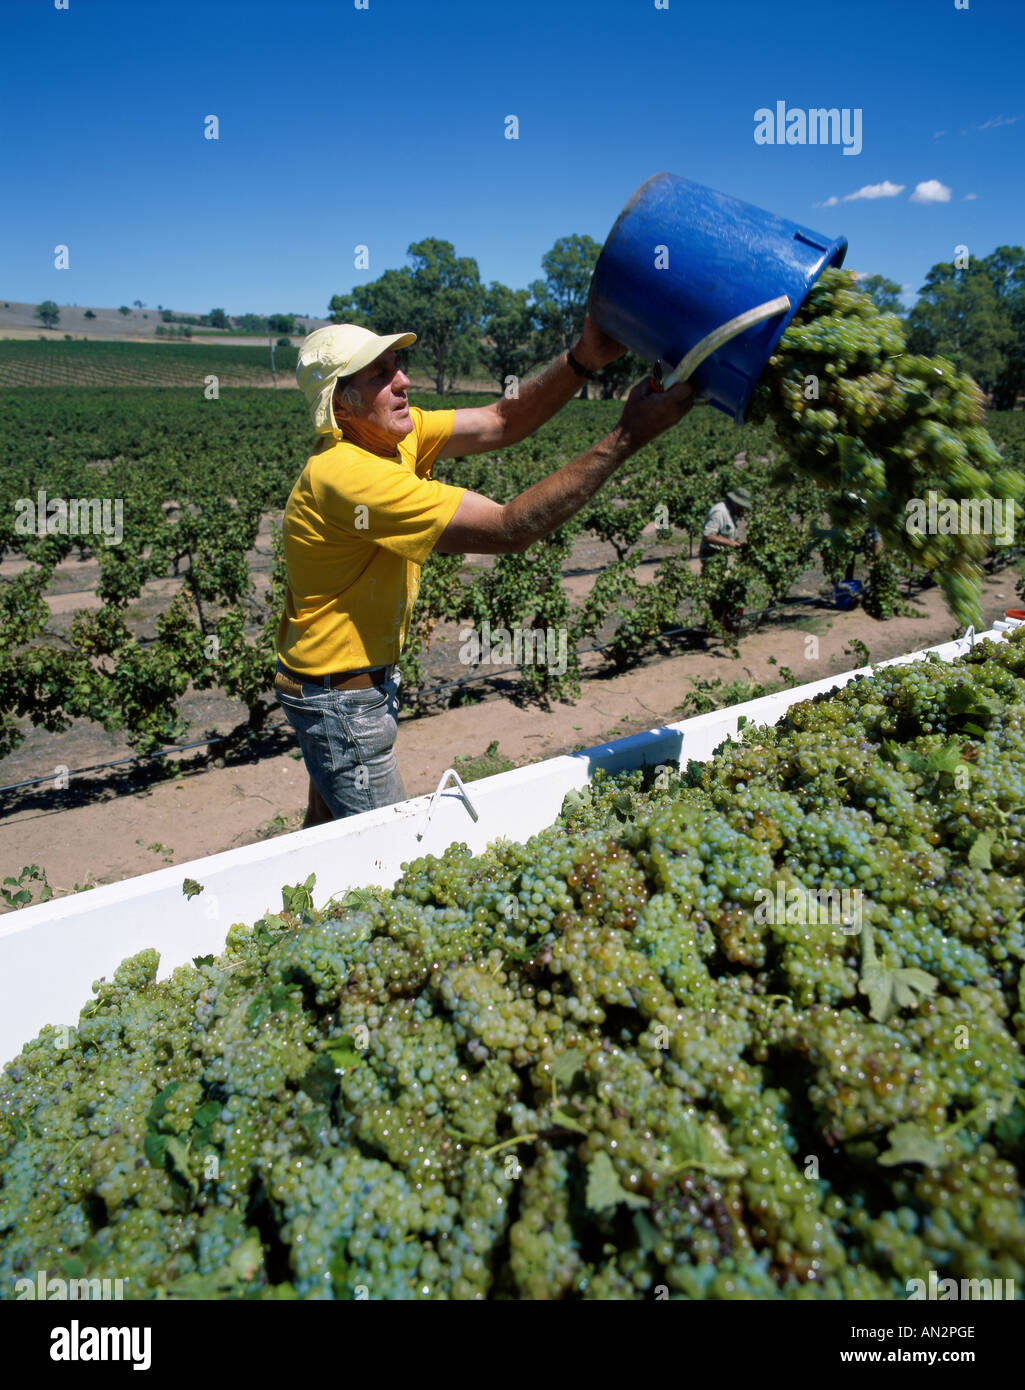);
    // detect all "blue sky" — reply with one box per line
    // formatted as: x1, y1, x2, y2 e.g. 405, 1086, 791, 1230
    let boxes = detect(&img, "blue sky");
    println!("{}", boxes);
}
1, 0, 1021, 317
